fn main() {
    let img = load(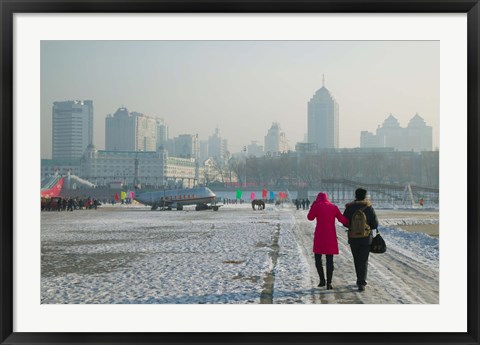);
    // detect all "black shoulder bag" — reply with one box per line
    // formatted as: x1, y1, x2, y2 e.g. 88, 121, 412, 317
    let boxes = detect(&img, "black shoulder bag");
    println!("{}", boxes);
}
370, 229, 387, 254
